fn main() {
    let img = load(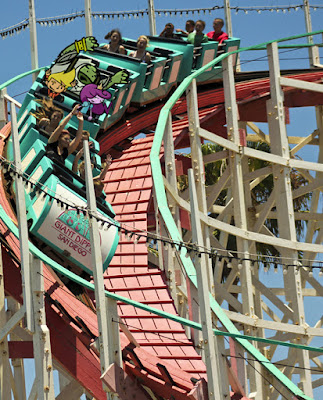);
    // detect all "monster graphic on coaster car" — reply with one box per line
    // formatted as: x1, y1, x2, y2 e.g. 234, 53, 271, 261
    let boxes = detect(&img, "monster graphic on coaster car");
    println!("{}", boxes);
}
41, 37, 130, 109
80, 69, 129, 119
